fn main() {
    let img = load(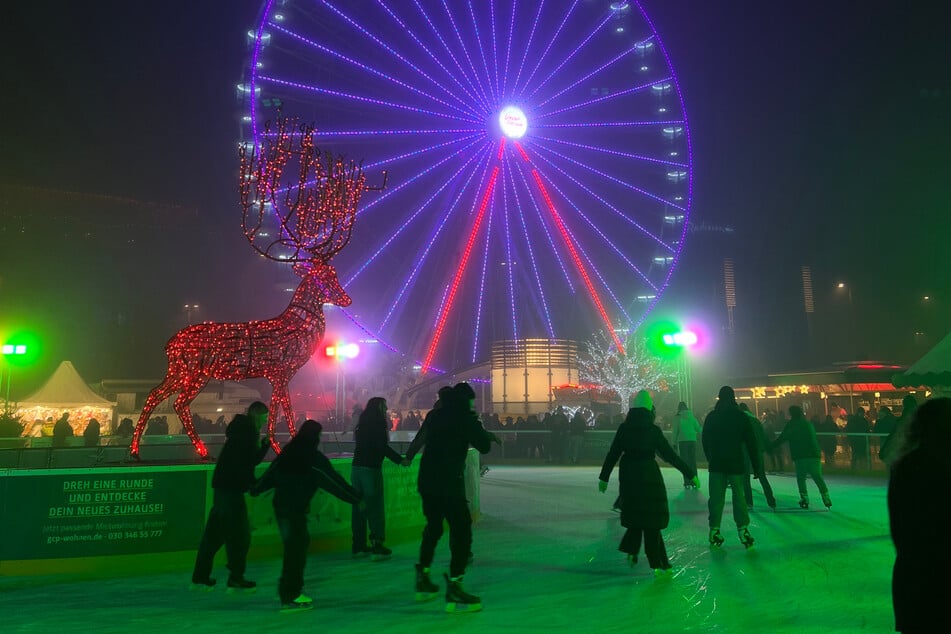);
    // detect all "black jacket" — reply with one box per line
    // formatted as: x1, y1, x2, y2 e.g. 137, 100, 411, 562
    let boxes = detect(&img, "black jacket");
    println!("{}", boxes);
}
352, 421, 402, 469
212, 414, 268, 492
600, 408, 695, 530
770, 414, 821, 460
702, 403, 760, 476
417, 405, 493, 498
252, 451, 361, 514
